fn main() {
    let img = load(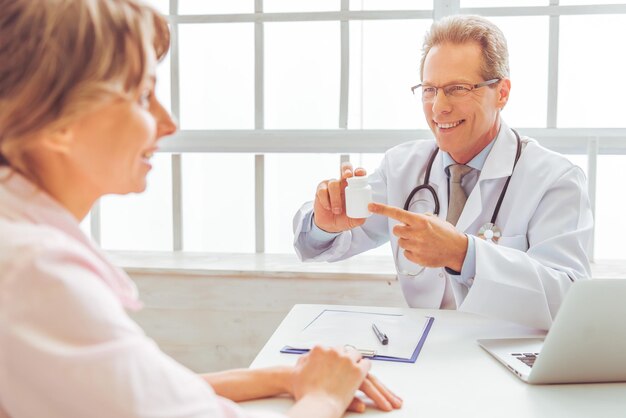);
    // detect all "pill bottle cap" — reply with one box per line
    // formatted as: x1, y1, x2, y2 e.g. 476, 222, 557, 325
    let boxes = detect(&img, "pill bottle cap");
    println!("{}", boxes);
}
346, 175, 369, 187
